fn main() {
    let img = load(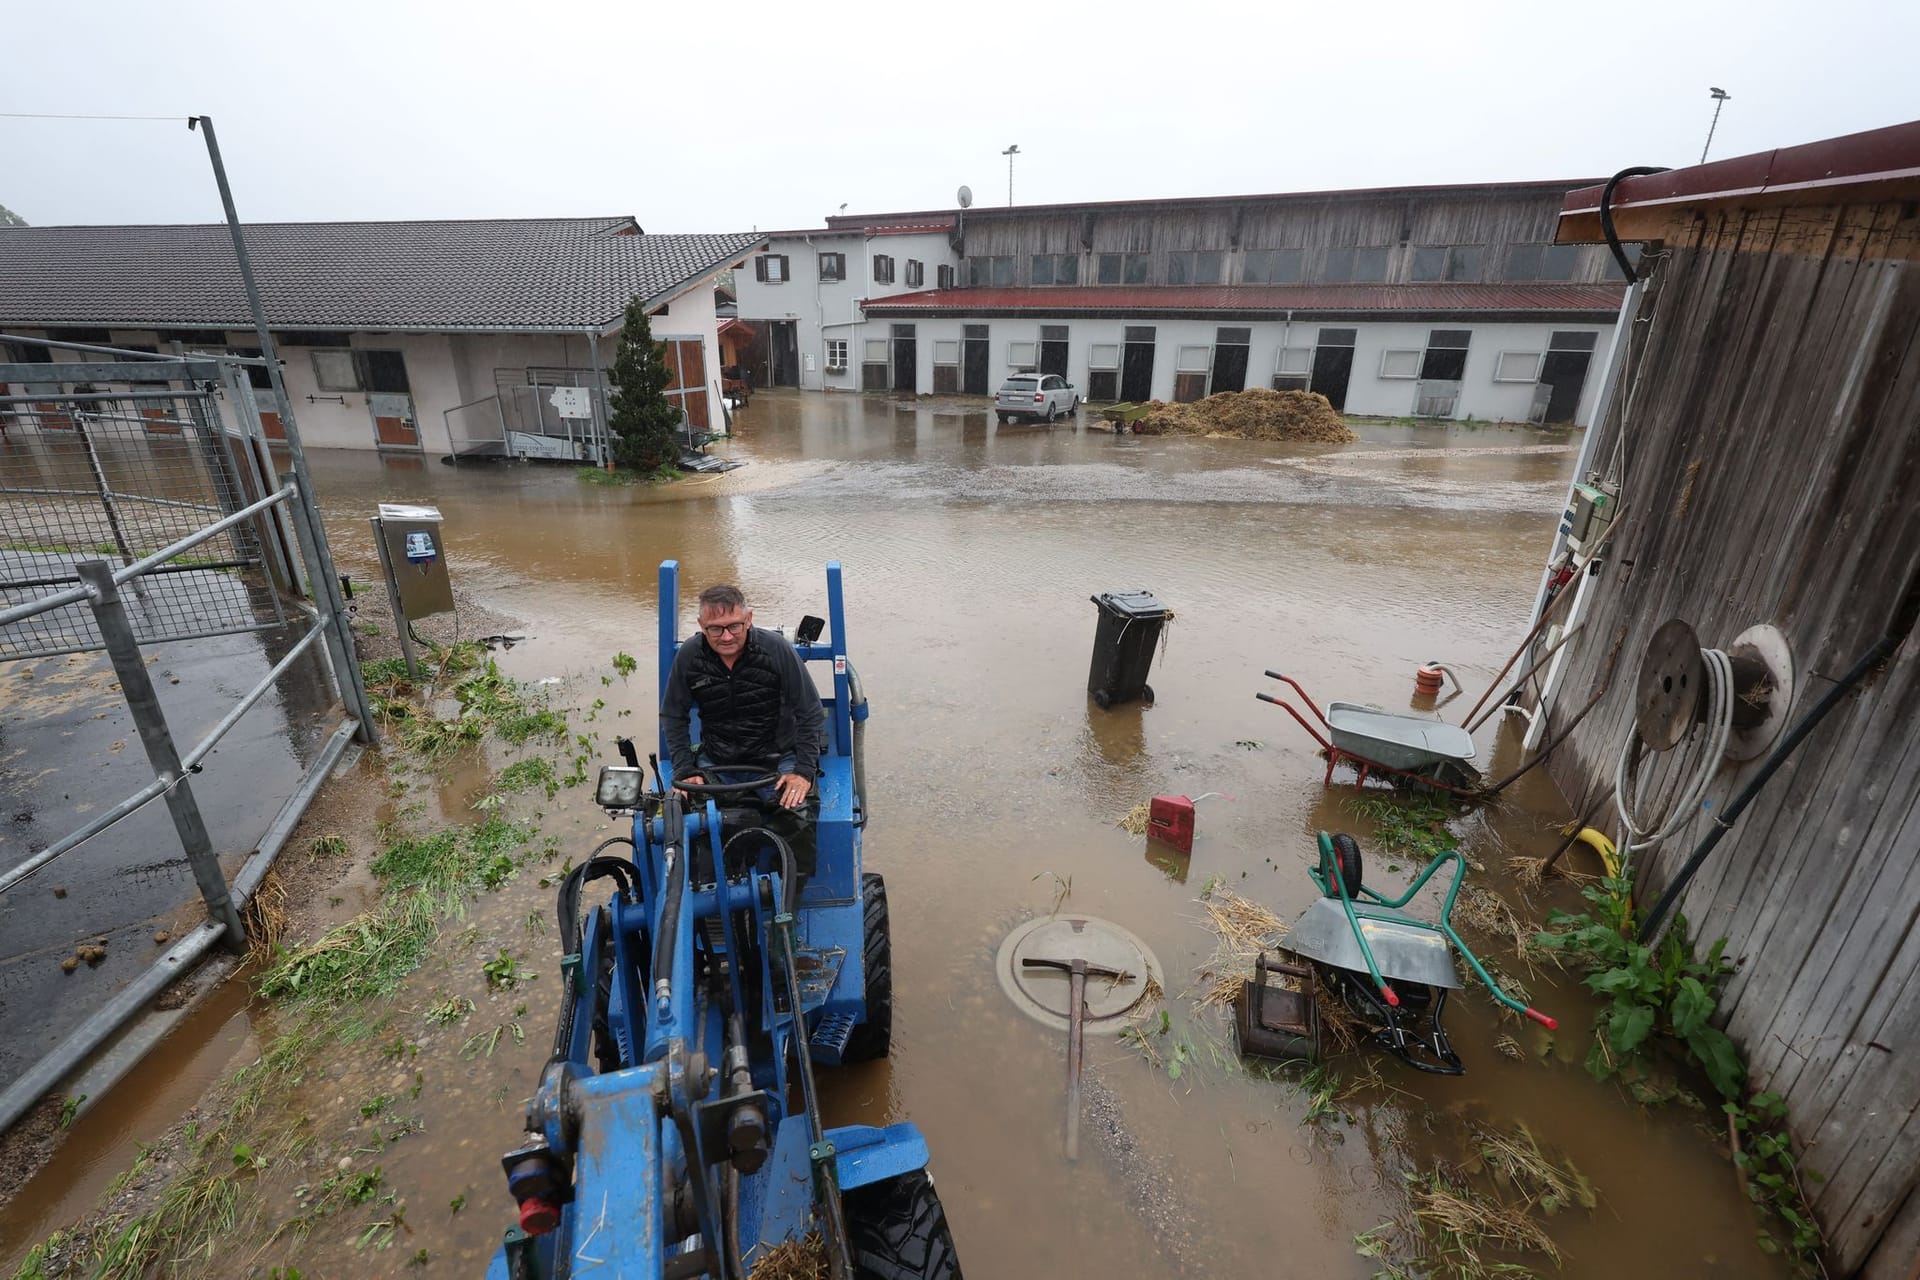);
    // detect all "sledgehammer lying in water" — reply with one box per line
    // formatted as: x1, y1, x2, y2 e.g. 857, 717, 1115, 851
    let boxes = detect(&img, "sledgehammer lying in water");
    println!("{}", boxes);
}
1022, 955, 1135, 1160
